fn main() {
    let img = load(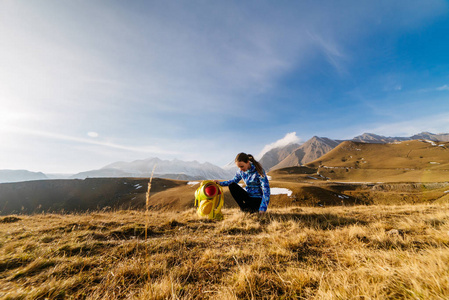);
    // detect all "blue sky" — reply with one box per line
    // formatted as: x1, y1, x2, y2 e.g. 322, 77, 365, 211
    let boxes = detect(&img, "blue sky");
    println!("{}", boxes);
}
1, 0, 449, 173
